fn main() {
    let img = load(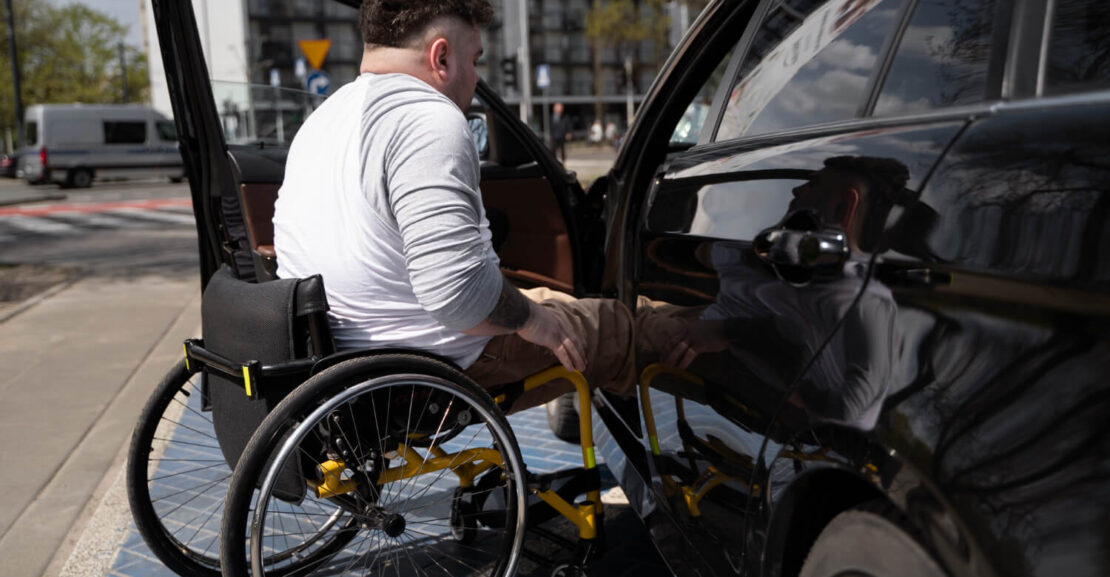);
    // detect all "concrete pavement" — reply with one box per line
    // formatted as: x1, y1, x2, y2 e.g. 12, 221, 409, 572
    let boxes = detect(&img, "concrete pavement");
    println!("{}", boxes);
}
0, 274, 200, 577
